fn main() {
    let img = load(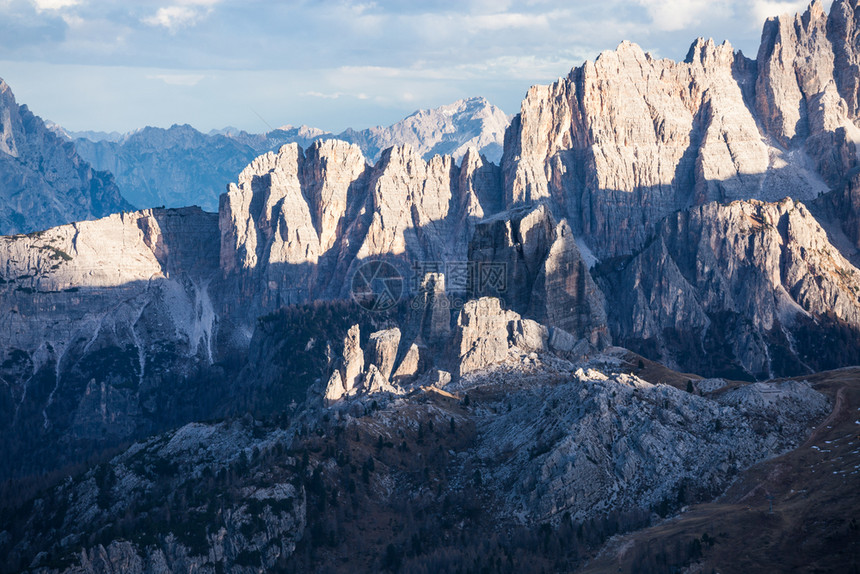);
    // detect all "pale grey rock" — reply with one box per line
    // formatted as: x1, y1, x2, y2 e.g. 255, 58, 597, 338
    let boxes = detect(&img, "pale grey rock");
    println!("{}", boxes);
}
417, 368, 452, 389
501, 31, 836, 260
392, 343, 421, 385
0, 207, 221, 478
302, 139, 368, 254
341, 324, 364, 394
510, 319, 549, 354
367, 328, 401, 380
323, 370, 346, 403
474, 371, 828, 523
73, 97, 507, 213
469, 204, 609, 344
600, 198, 860, 377
338, 97, 509, 164
363, 363, 402, 395
219, 141, 503, 314
547, 327, 592, 361
456, 297, 516, 376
